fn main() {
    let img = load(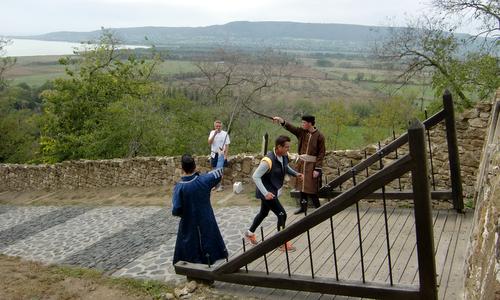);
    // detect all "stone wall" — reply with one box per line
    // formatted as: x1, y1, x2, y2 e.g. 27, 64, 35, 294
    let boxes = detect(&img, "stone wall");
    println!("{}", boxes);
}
463, 91, 500, 300
428, 101, 492, 198
0, 101, 492, 194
